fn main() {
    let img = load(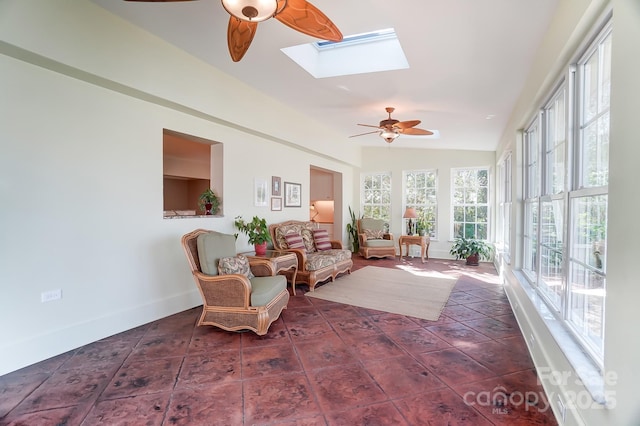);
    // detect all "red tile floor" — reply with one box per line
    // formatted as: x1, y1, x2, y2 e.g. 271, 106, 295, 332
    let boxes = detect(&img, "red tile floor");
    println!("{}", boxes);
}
0, 256, 558, 425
